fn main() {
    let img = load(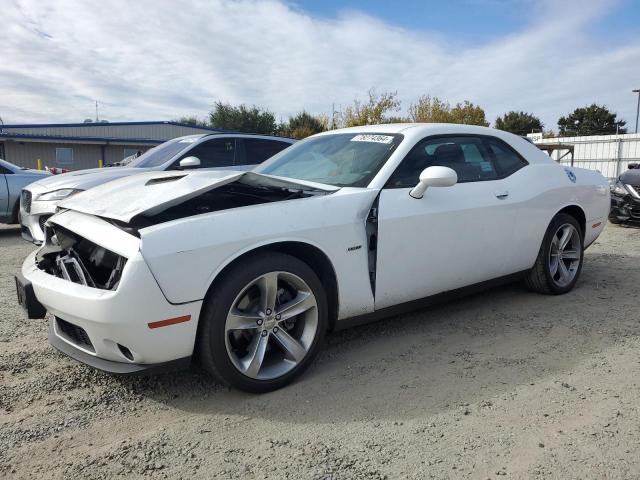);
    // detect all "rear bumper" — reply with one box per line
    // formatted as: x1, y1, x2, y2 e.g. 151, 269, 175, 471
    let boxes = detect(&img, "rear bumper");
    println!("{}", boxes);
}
21, 250, 203, 369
